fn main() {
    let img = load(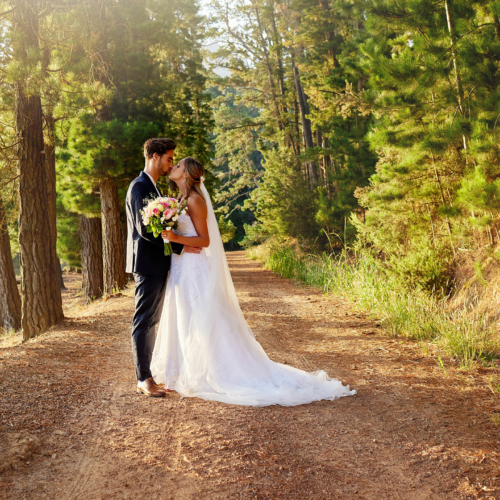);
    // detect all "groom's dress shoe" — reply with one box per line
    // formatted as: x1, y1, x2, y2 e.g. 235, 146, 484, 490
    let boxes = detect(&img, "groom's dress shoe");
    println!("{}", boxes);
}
137, 377, 166, 397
